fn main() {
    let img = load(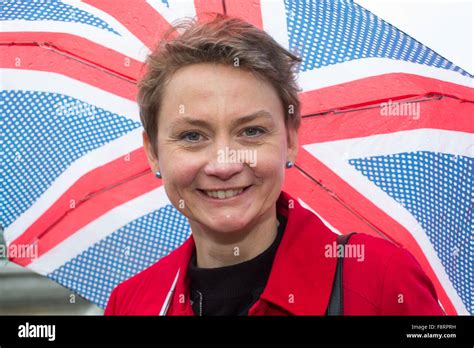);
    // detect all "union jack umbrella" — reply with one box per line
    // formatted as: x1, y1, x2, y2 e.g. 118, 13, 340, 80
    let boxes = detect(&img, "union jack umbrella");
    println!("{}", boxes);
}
1, 0, 472, 315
